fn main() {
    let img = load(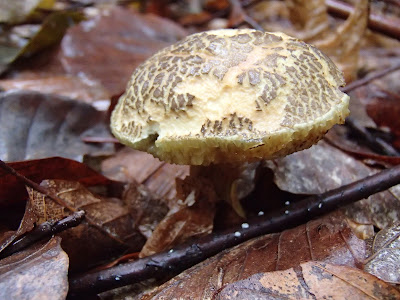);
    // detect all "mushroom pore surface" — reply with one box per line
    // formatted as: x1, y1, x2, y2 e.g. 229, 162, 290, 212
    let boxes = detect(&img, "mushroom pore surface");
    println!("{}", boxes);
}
111, 29, 350, 165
